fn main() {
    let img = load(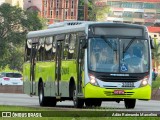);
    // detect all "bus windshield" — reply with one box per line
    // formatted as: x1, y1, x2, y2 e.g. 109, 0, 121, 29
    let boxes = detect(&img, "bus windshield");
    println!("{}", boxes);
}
88, 37, 149, 73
